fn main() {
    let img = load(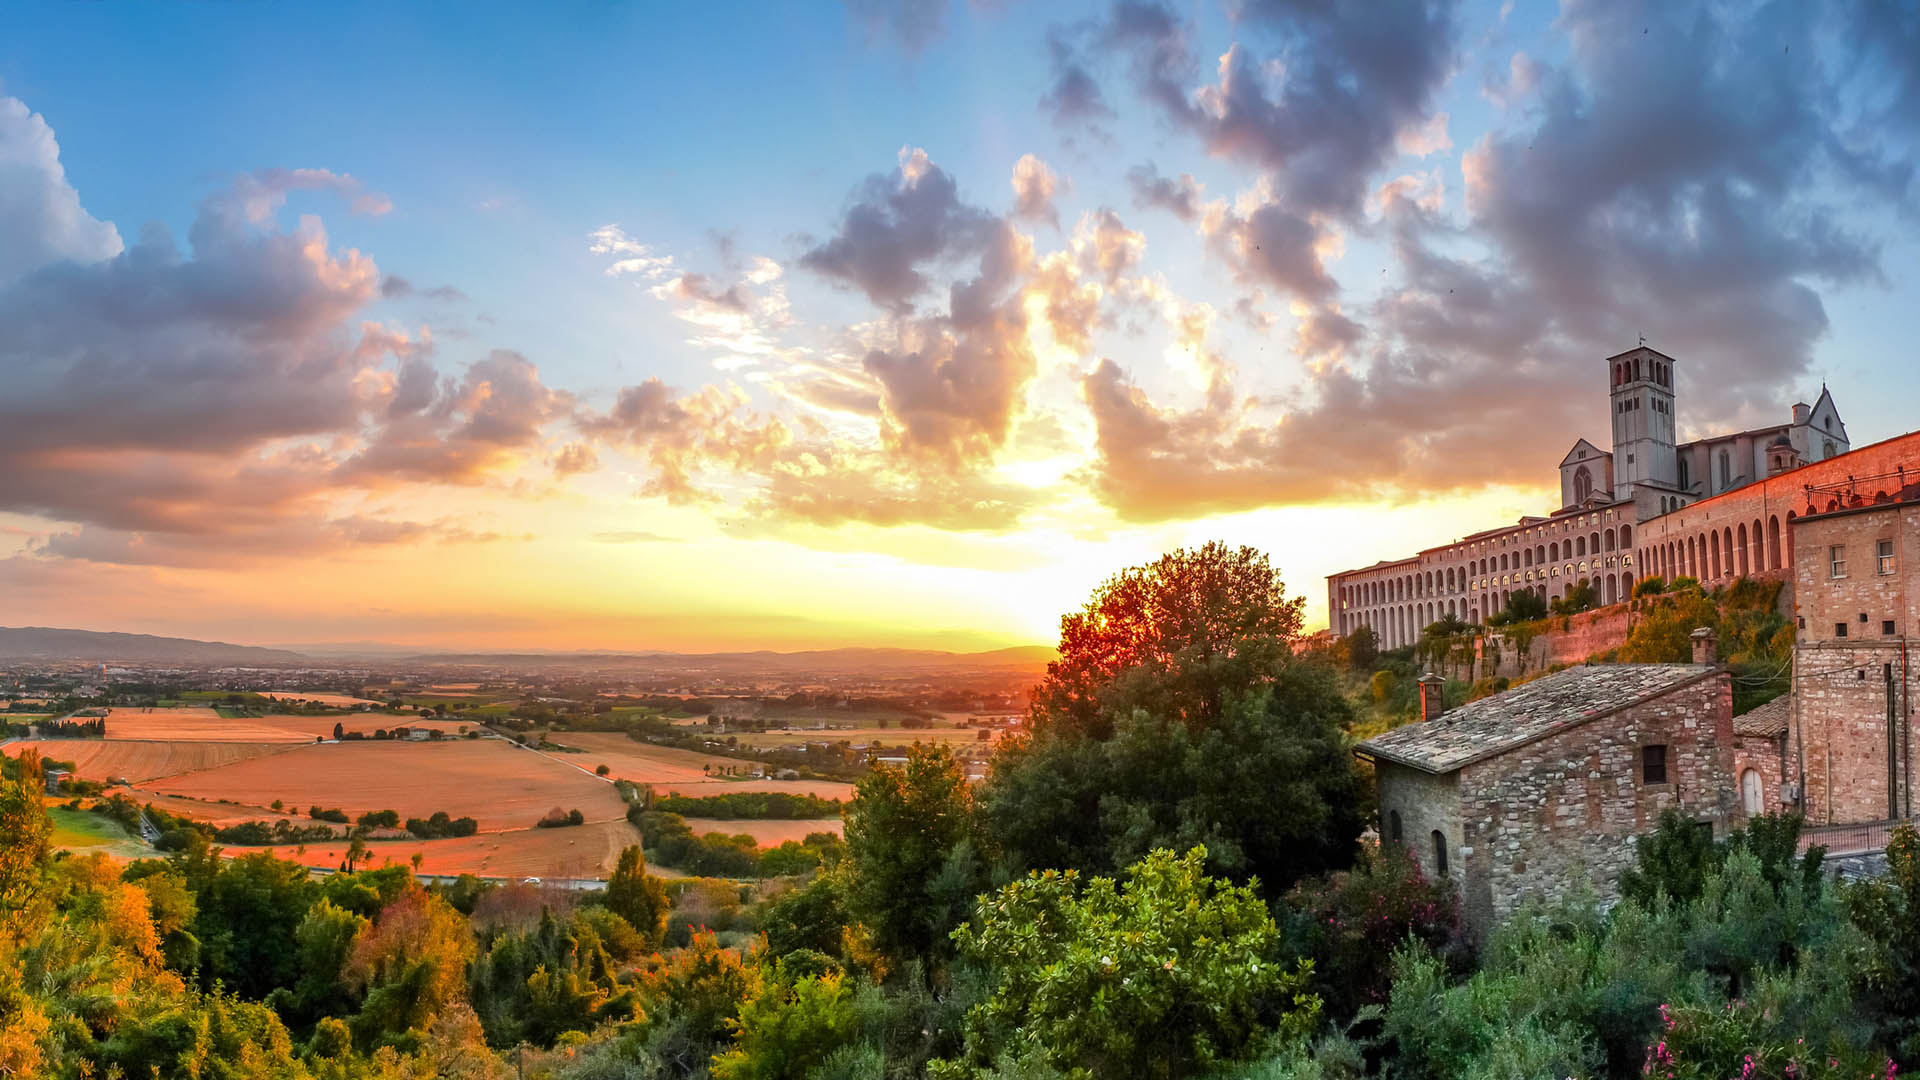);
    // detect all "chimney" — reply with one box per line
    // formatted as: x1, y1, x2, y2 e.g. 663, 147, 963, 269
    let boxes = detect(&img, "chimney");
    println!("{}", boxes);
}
1690, 626, 1717, 666
1418, 673, 1447, 723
